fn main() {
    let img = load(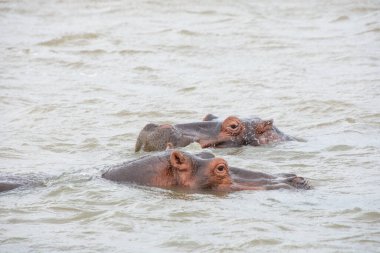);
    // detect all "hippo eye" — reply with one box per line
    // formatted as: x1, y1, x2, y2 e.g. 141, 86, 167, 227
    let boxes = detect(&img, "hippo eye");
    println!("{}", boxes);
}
217, 165, 224, 172
215, 164, 227, 175
230, 124, 238, 129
